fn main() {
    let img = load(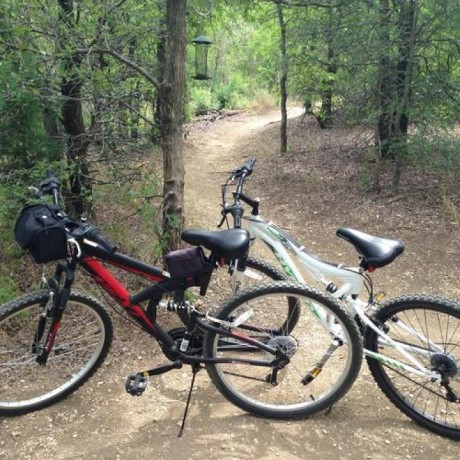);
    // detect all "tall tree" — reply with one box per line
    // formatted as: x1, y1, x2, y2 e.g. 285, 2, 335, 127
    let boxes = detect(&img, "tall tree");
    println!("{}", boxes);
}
317, 1, 337, 129
158, 0, 187, 253
374, 0, 392, 192
391, 0, 418, 191
93, 0, 187, 253
276, 1, 288, 154
58, 0, 92, 216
